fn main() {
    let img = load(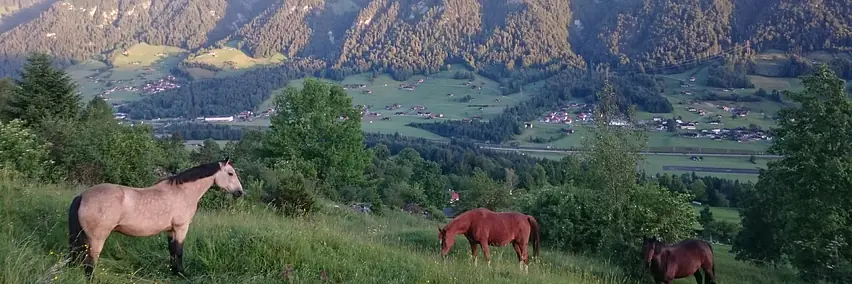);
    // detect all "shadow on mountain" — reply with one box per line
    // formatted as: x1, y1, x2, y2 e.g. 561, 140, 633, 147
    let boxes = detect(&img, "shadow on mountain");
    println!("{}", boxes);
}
0, 0, 56, 34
